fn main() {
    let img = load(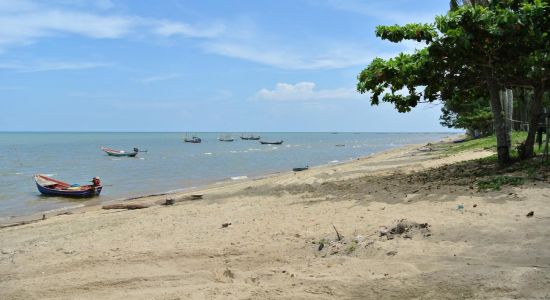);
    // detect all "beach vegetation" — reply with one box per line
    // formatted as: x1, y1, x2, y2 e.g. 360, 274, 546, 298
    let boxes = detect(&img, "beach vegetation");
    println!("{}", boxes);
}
357, 0, 550, 166
477, 175, 525, 191
445, 132, 531, 155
